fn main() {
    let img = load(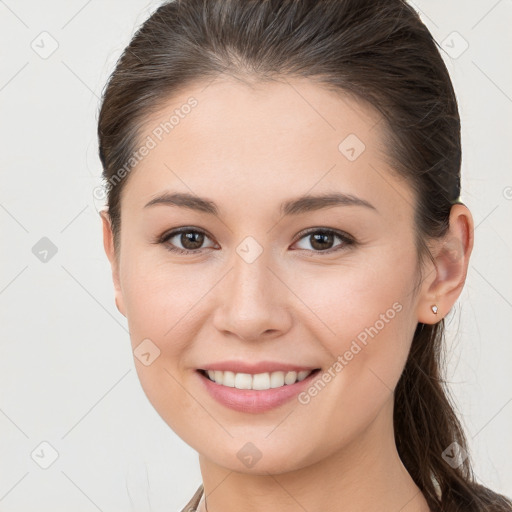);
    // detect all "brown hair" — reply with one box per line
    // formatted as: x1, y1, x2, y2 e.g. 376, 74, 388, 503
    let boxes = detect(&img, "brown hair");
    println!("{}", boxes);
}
97, 1, 512, 510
